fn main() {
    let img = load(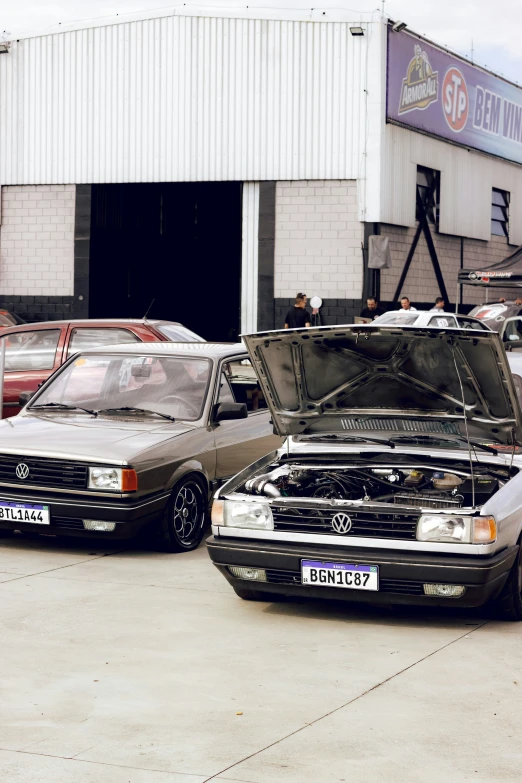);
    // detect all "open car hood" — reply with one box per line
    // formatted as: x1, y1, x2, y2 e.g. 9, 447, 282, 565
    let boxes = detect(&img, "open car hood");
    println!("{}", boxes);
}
243, 325, 522, 445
